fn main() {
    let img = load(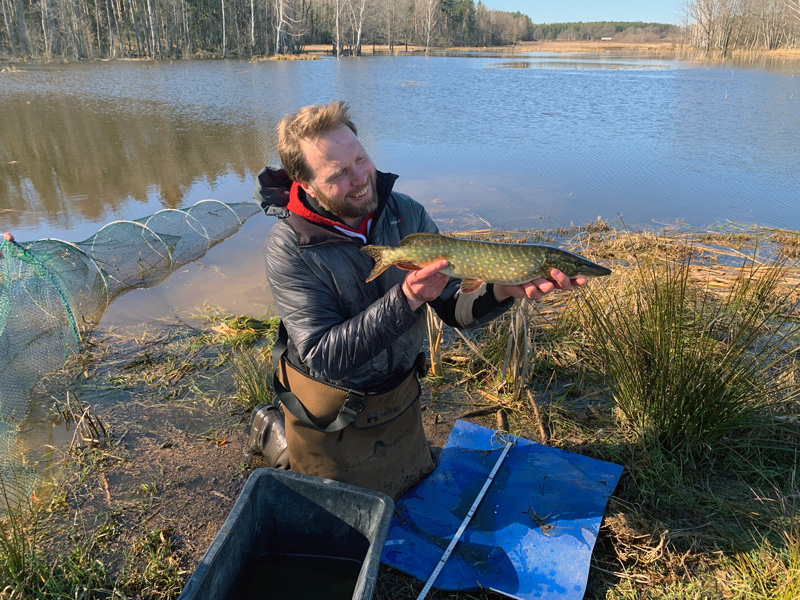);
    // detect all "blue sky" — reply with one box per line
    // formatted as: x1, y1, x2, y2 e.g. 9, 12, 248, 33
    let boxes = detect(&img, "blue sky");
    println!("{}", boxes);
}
483, 1, 683, 25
